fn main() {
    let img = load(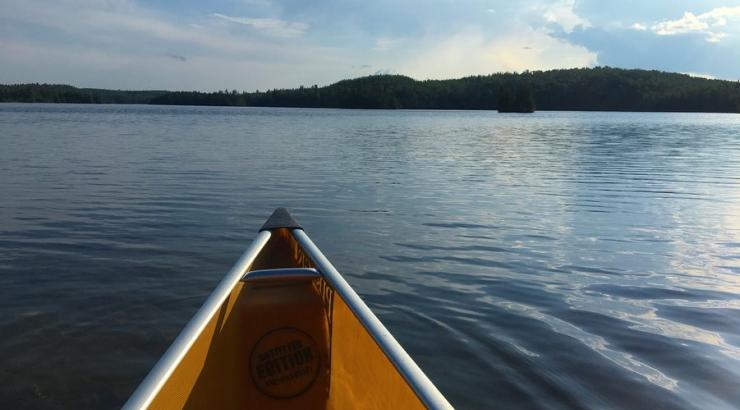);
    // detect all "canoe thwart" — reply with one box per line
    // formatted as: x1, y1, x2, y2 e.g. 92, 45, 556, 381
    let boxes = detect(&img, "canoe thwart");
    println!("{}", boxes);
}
241, 267, 321, 282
